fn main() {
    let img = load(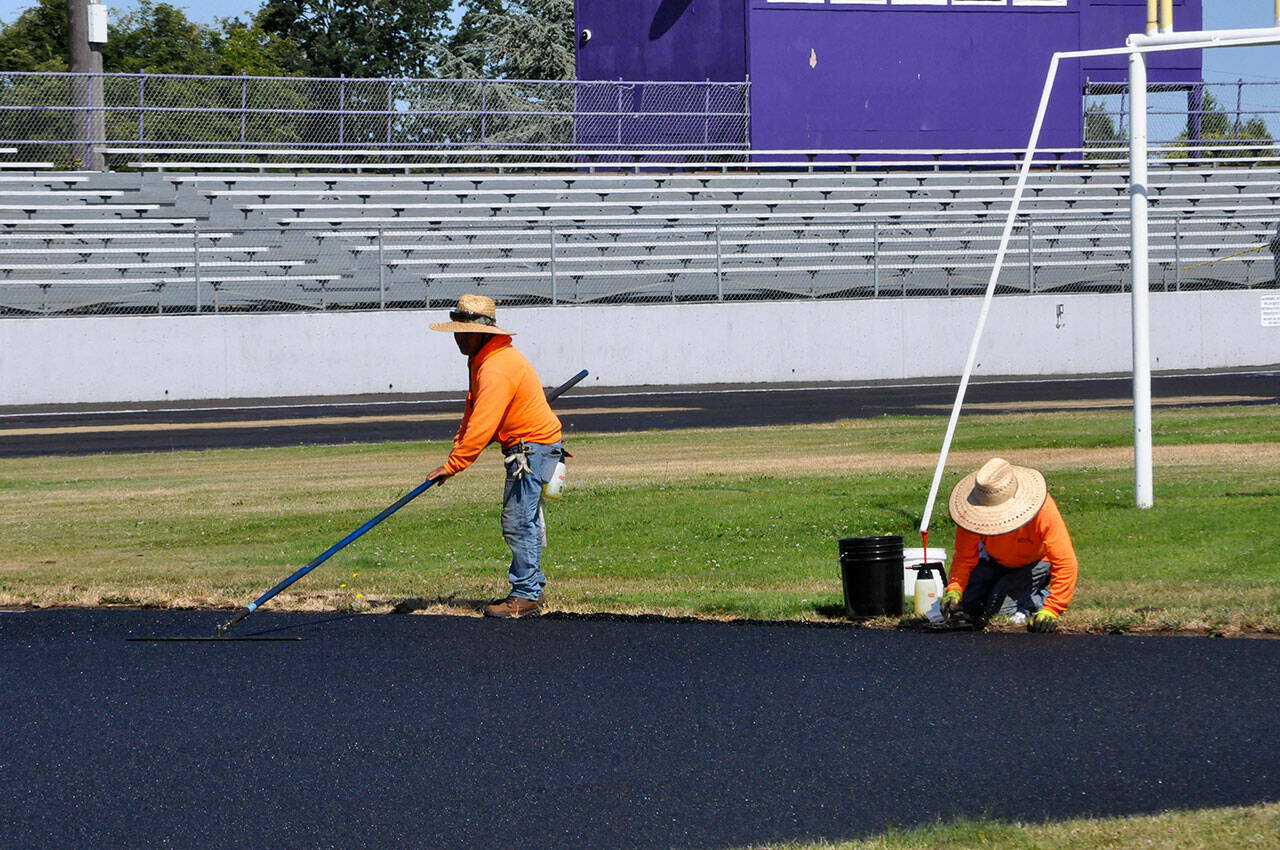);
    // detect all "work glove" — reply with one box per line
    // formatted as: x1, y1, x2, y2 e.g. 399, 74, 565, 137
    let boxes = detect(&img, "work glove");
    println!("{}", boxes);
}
1028, 609, 1060, 633
939, 589, 962, 617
